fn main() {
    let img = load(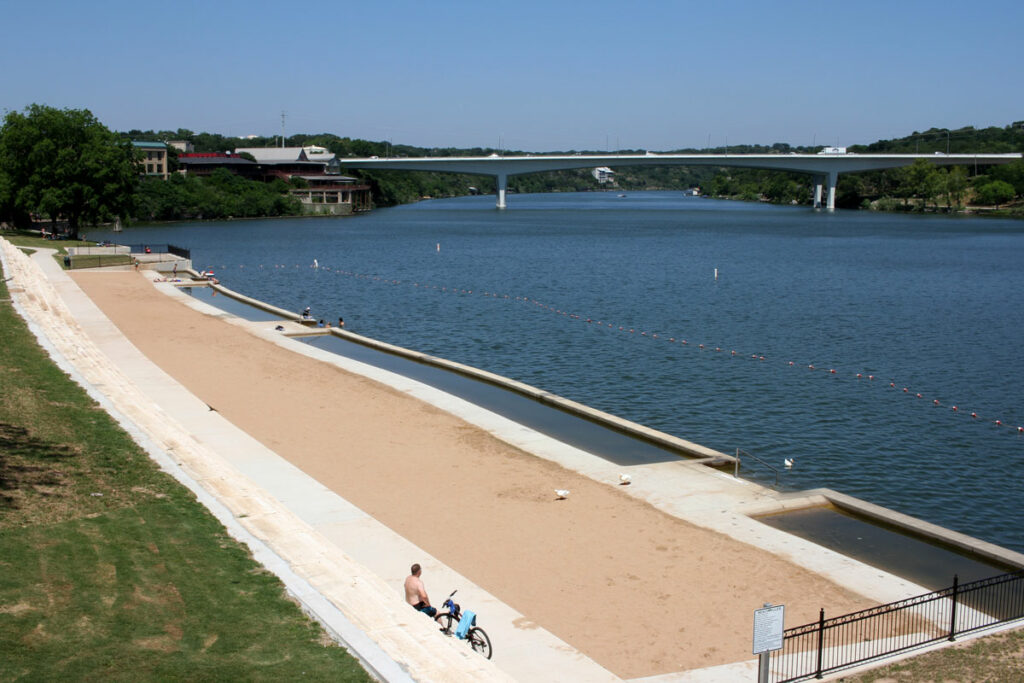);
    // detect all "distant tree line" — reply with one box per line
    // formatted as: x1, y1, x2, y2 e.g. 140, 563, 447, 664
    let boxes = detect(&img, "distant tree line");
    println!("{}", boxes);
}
703, 125, 1024, 212
4, 106, 1023, 238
